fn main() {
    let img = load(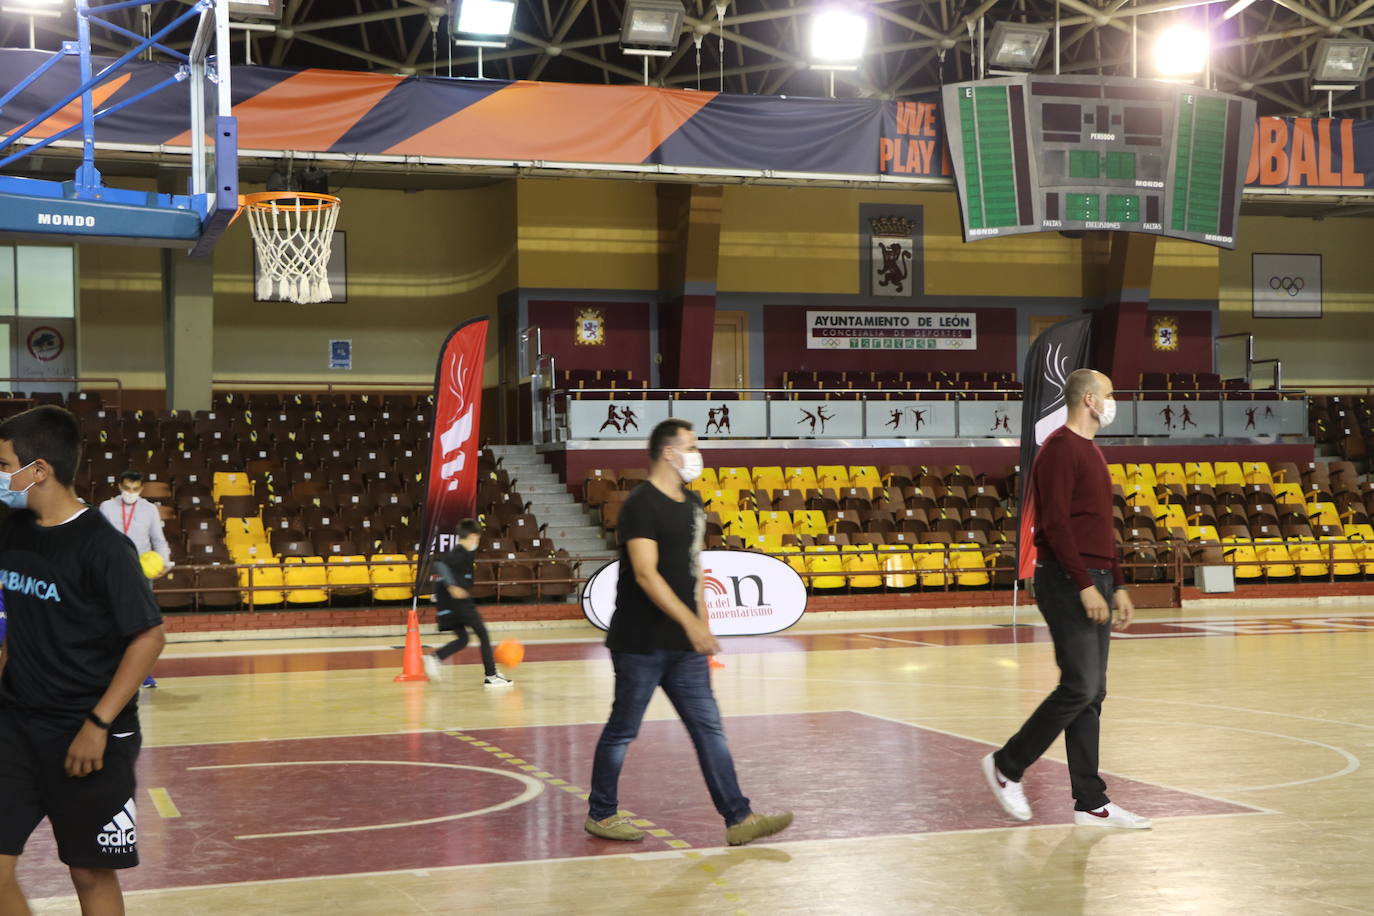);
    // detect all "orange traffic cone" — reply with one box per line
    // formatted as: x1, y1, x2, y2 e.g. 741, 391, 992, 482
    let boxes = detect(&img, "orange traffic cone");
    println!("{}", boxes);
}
709, 655, 725, 669
395, 607, 429, 682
